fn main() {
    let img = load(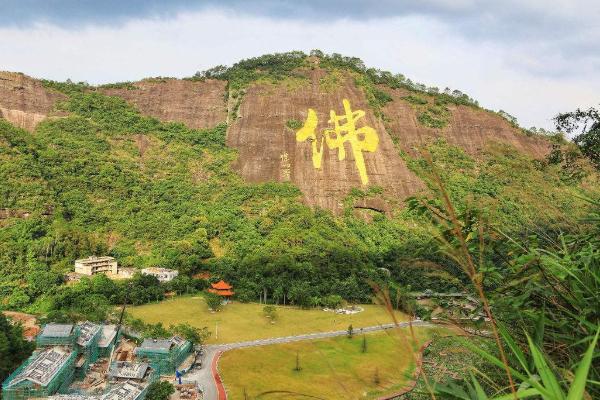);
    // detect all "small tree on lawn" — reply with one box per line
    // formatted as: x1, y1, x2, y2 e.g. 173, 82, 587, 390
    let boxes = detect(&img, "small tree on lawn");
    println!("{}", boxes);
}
205, 292, 222, 311
294, 351, 302, 372
347, 324, 354, 339
373, 367, 380, 385
263, 305, 278, 322
361, 335, 367, 353
170, 323, 211, 345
